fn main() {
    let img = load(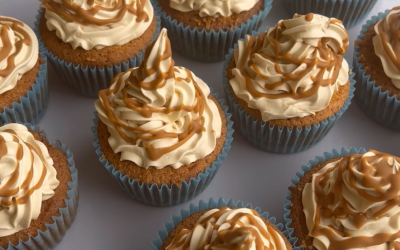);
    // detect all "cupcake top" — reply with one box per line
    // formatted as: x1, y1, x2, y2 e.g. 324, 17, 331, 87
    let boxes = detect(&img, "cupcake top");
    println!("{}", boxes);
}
94, 28, 222, 169
0, 123, 59, 237
230, 13, 349, 121
303, 150, 400, 250
169, 0, 260, 17
373, 6, 400, 89
40, 0, 154, 50
0, 16, 38, 95
166, 207, 289, 250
